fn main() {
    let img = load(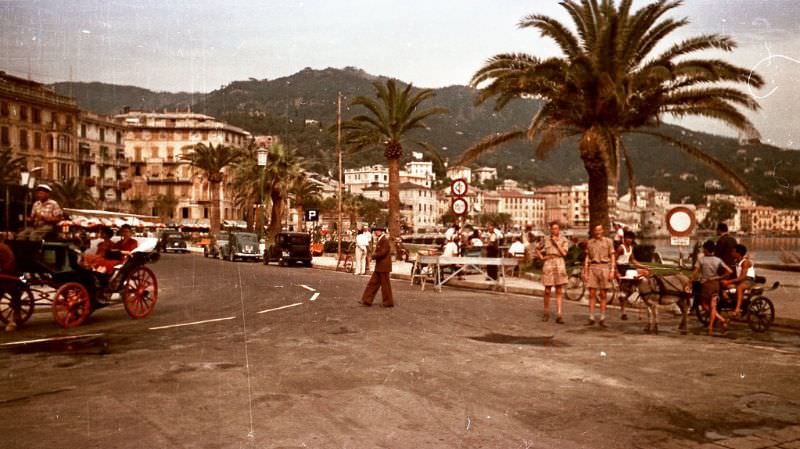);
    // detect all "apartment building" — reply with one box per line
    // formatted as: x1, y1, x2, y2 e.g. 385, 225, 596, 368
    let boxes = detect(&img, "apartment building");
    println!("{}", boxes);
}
344, 161, 435, 194
77, 112, 131, 211
115, 111, 251, 223
399, 182, 439, 232
0, 71, 80, 181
